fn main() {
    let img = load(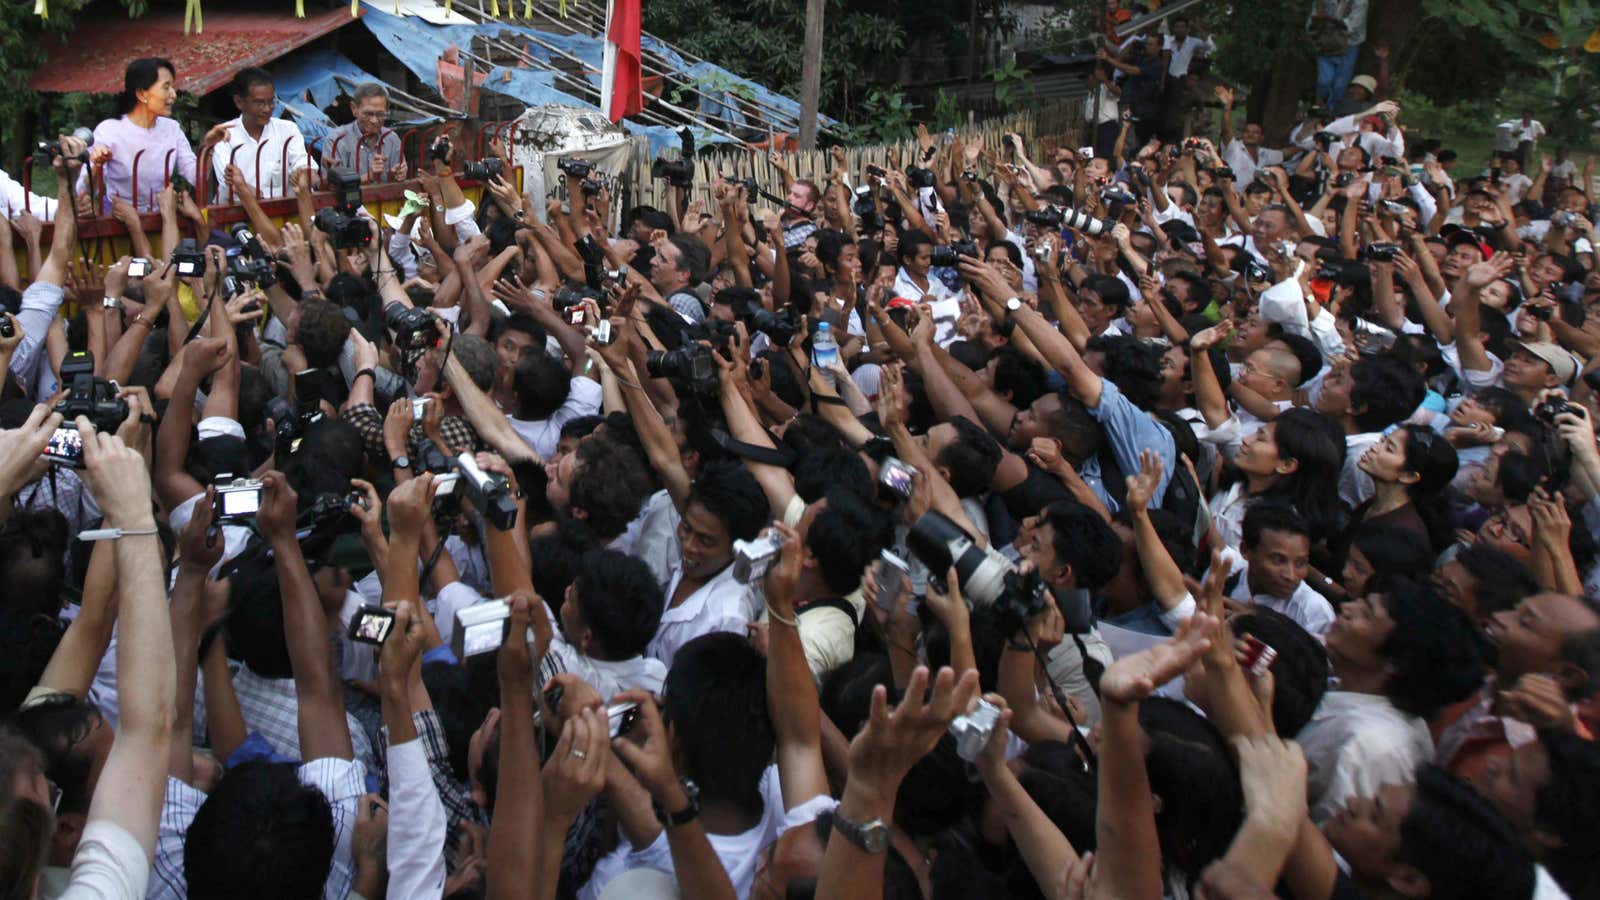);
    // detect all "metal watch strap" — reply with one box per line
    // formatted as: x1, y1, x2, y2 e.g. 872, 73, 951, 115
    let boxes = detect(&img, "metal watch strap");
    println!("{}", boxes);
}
830, 811, 890, 853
